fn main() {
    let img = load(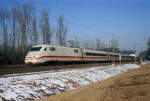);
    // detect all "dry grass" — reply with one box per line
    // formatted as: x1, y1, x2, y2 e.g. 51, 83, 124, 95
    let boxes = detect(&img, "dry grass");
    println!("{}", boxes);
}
36, 64, 150, 101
